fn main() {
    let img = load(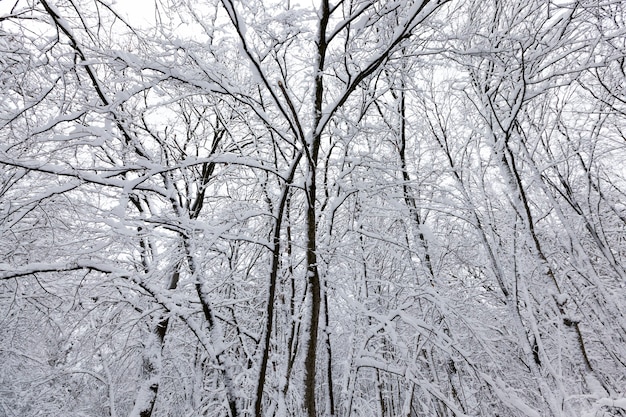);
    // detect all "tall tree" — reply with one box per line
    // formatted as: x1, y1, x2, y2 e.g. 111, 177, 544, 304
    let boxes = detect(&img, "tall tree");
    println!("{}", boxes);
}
2, 0, 625, 416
